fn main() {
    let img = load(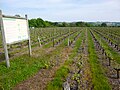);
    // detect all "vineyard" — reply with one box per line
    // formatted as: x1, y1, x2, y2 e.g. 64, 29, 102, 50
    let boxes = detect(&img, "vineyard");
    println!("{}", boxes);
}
0, 27, 120, 90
